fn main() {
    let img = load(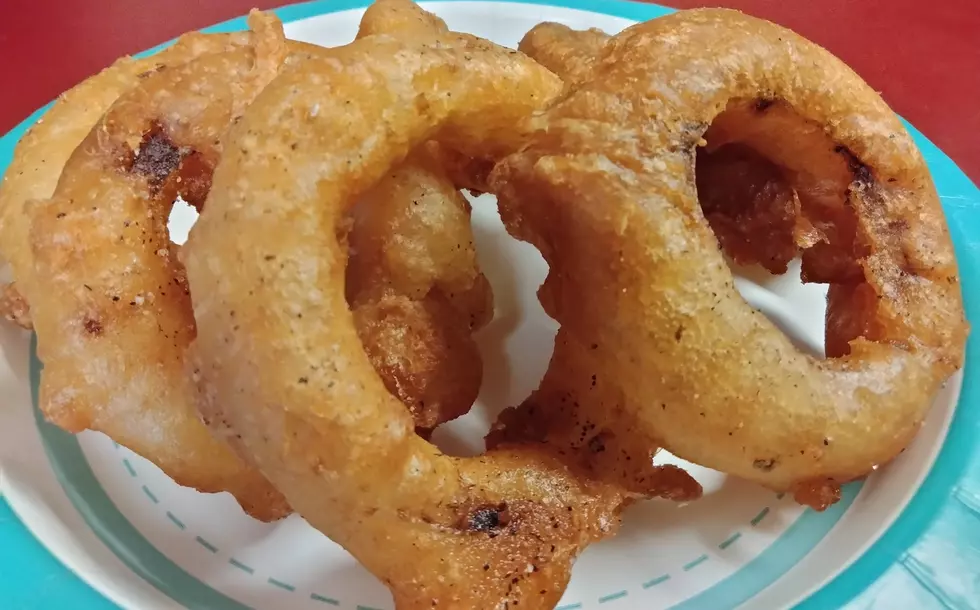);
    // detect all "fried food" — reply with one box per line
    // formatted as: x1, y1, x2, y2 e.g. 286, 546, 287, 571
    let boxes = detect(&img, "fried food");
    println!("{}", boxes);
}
3, 0, 971, 605
696, 143, 817, 275
0, 282, 30, 328
0, 25, 288, 331
517, 22, 813, 277
2, 0, 483, 508
517, 21, 609, 87
22, 12, 294, 520
356, 0, 447, 37
182, 13, 641, 607
347, 0, 492, 434
359, 0, 505, 196
502, 20, 704, 502
491, 9, 967, 510
348, 148, 493, 433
